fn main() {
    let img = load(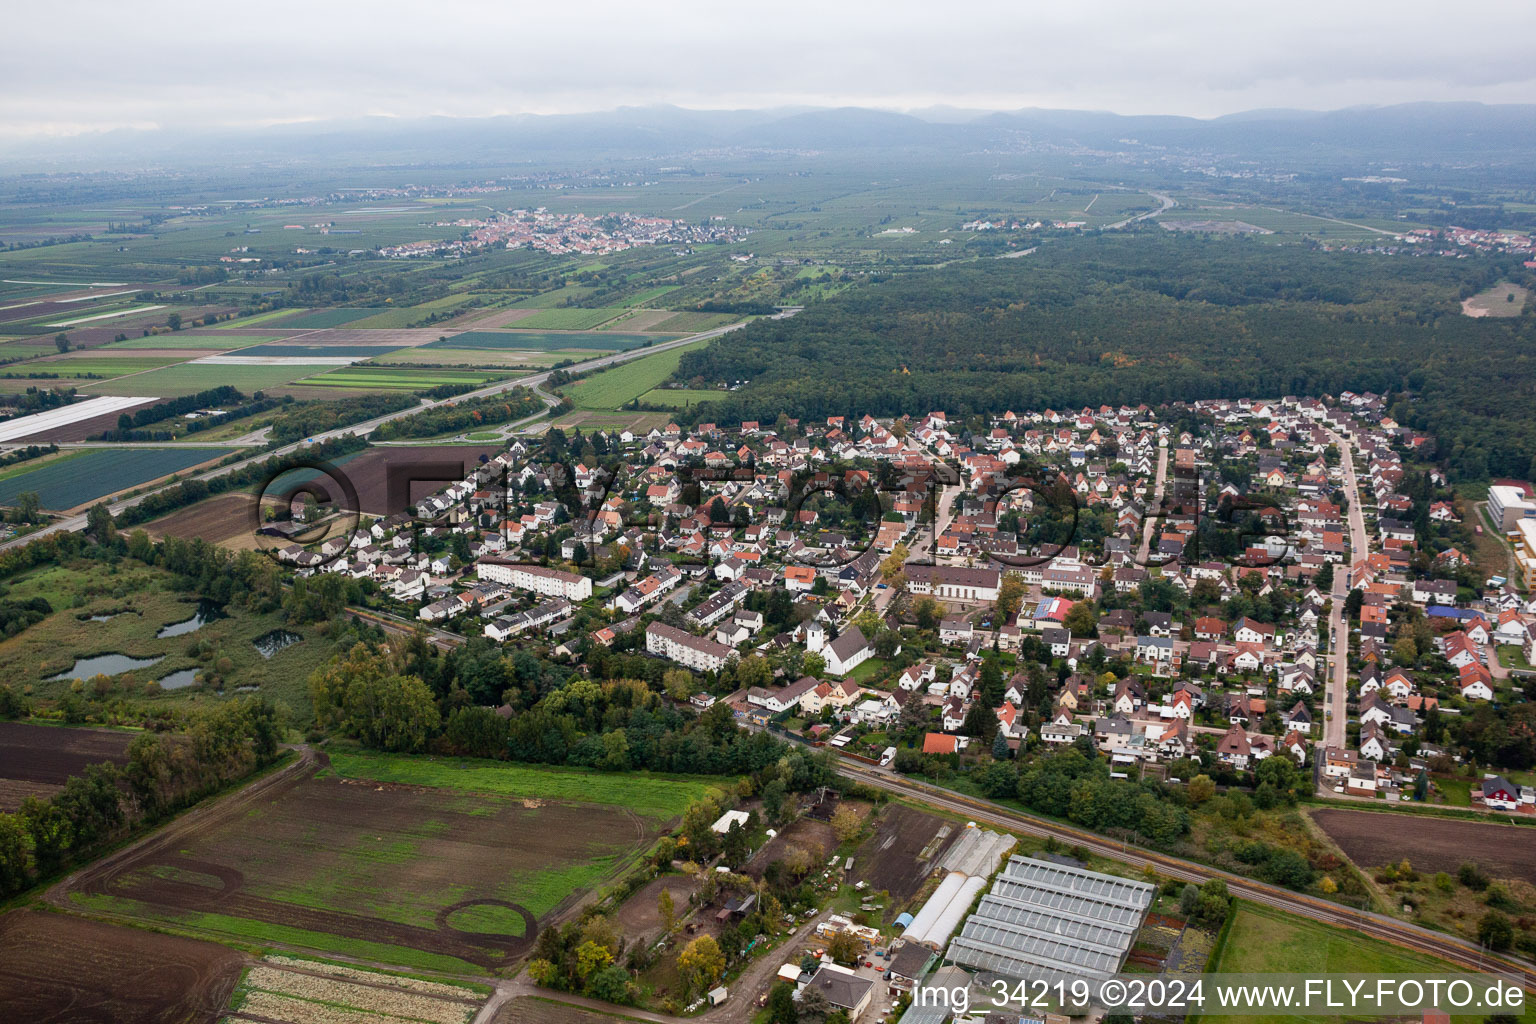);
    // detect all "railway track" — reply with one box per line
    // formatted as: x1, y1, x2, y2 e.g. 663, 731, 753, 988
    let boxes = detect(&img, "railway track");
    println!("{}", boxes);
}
836, 761, 1536, 987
